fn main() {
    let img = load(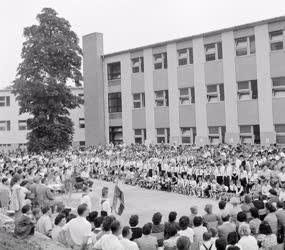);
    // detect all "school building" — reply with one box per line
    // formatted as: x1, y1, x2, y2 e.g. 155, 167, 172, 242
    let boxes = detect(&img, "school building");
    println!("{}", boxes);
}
0, 87, 85, 150
83, 16, 285, 146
